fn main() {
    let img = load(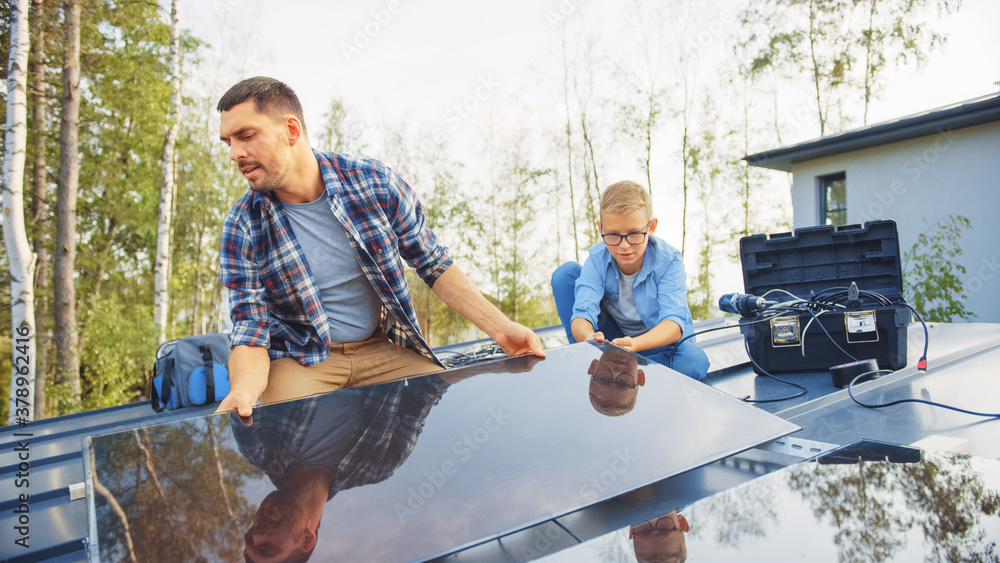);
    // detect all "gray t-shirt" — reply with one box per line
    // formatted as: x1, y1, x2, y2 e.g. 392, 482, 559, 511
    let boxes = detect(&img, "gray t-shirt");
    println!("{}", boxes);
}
282, 194, 382, 344
604, 271, 648, 337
